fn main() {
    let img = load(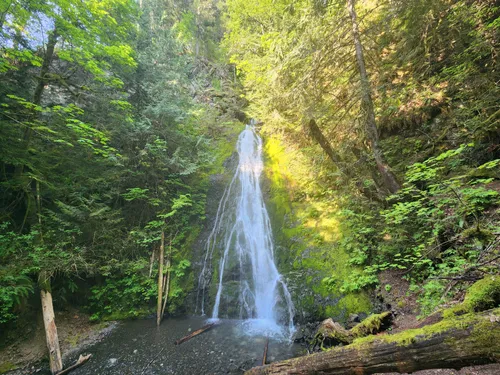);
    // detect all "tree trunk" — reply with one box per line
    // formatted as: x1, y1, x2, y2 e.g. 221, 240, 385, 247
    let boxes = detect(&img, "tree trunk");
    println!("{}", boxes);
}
307, 119, 384, 203
346, 0, 400, 194
160, 248, 171, 320
245, 308, 500, 375
40, 286, 63, 374
15, 28, 58, 178
156, 230, 165, 326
